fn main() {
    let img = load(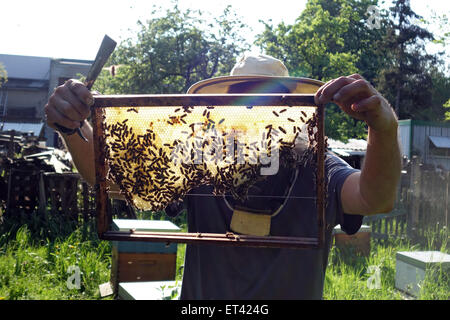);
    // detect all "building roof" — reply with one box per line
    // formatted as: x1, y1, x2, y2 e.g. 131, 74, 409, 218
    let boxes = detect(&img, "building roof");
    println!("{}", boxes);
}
0, 55, 93, 81
327, 138, 367, 157
429, 136, 450, 149
398, 119, 450, 129
0, 54, 51, 80
1, 122, 44, 136
54, 58, 93, 66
